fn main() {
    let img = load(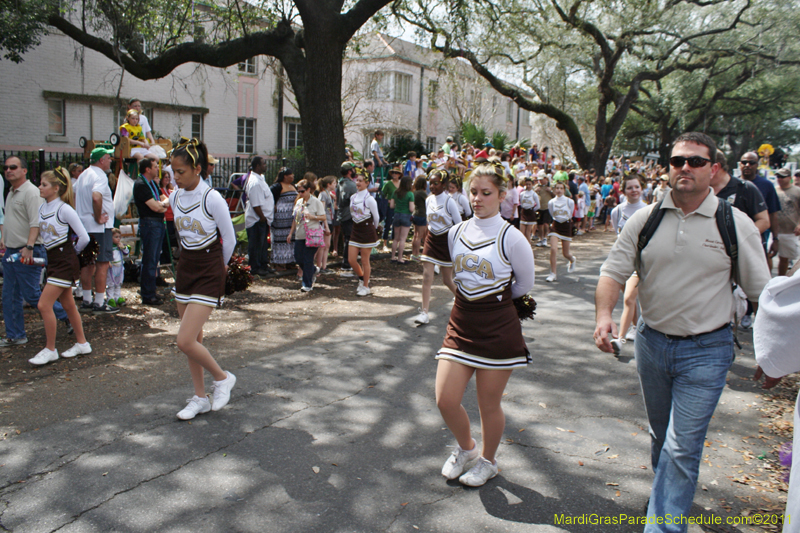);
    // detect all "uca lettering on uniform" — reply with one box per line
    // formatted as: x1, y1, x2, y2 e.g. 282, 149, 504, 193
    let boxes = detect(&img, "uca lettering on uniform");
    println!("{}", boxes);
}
453, 254, 495, 279
40, 223, 59, 239
175, 216, 210, 236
